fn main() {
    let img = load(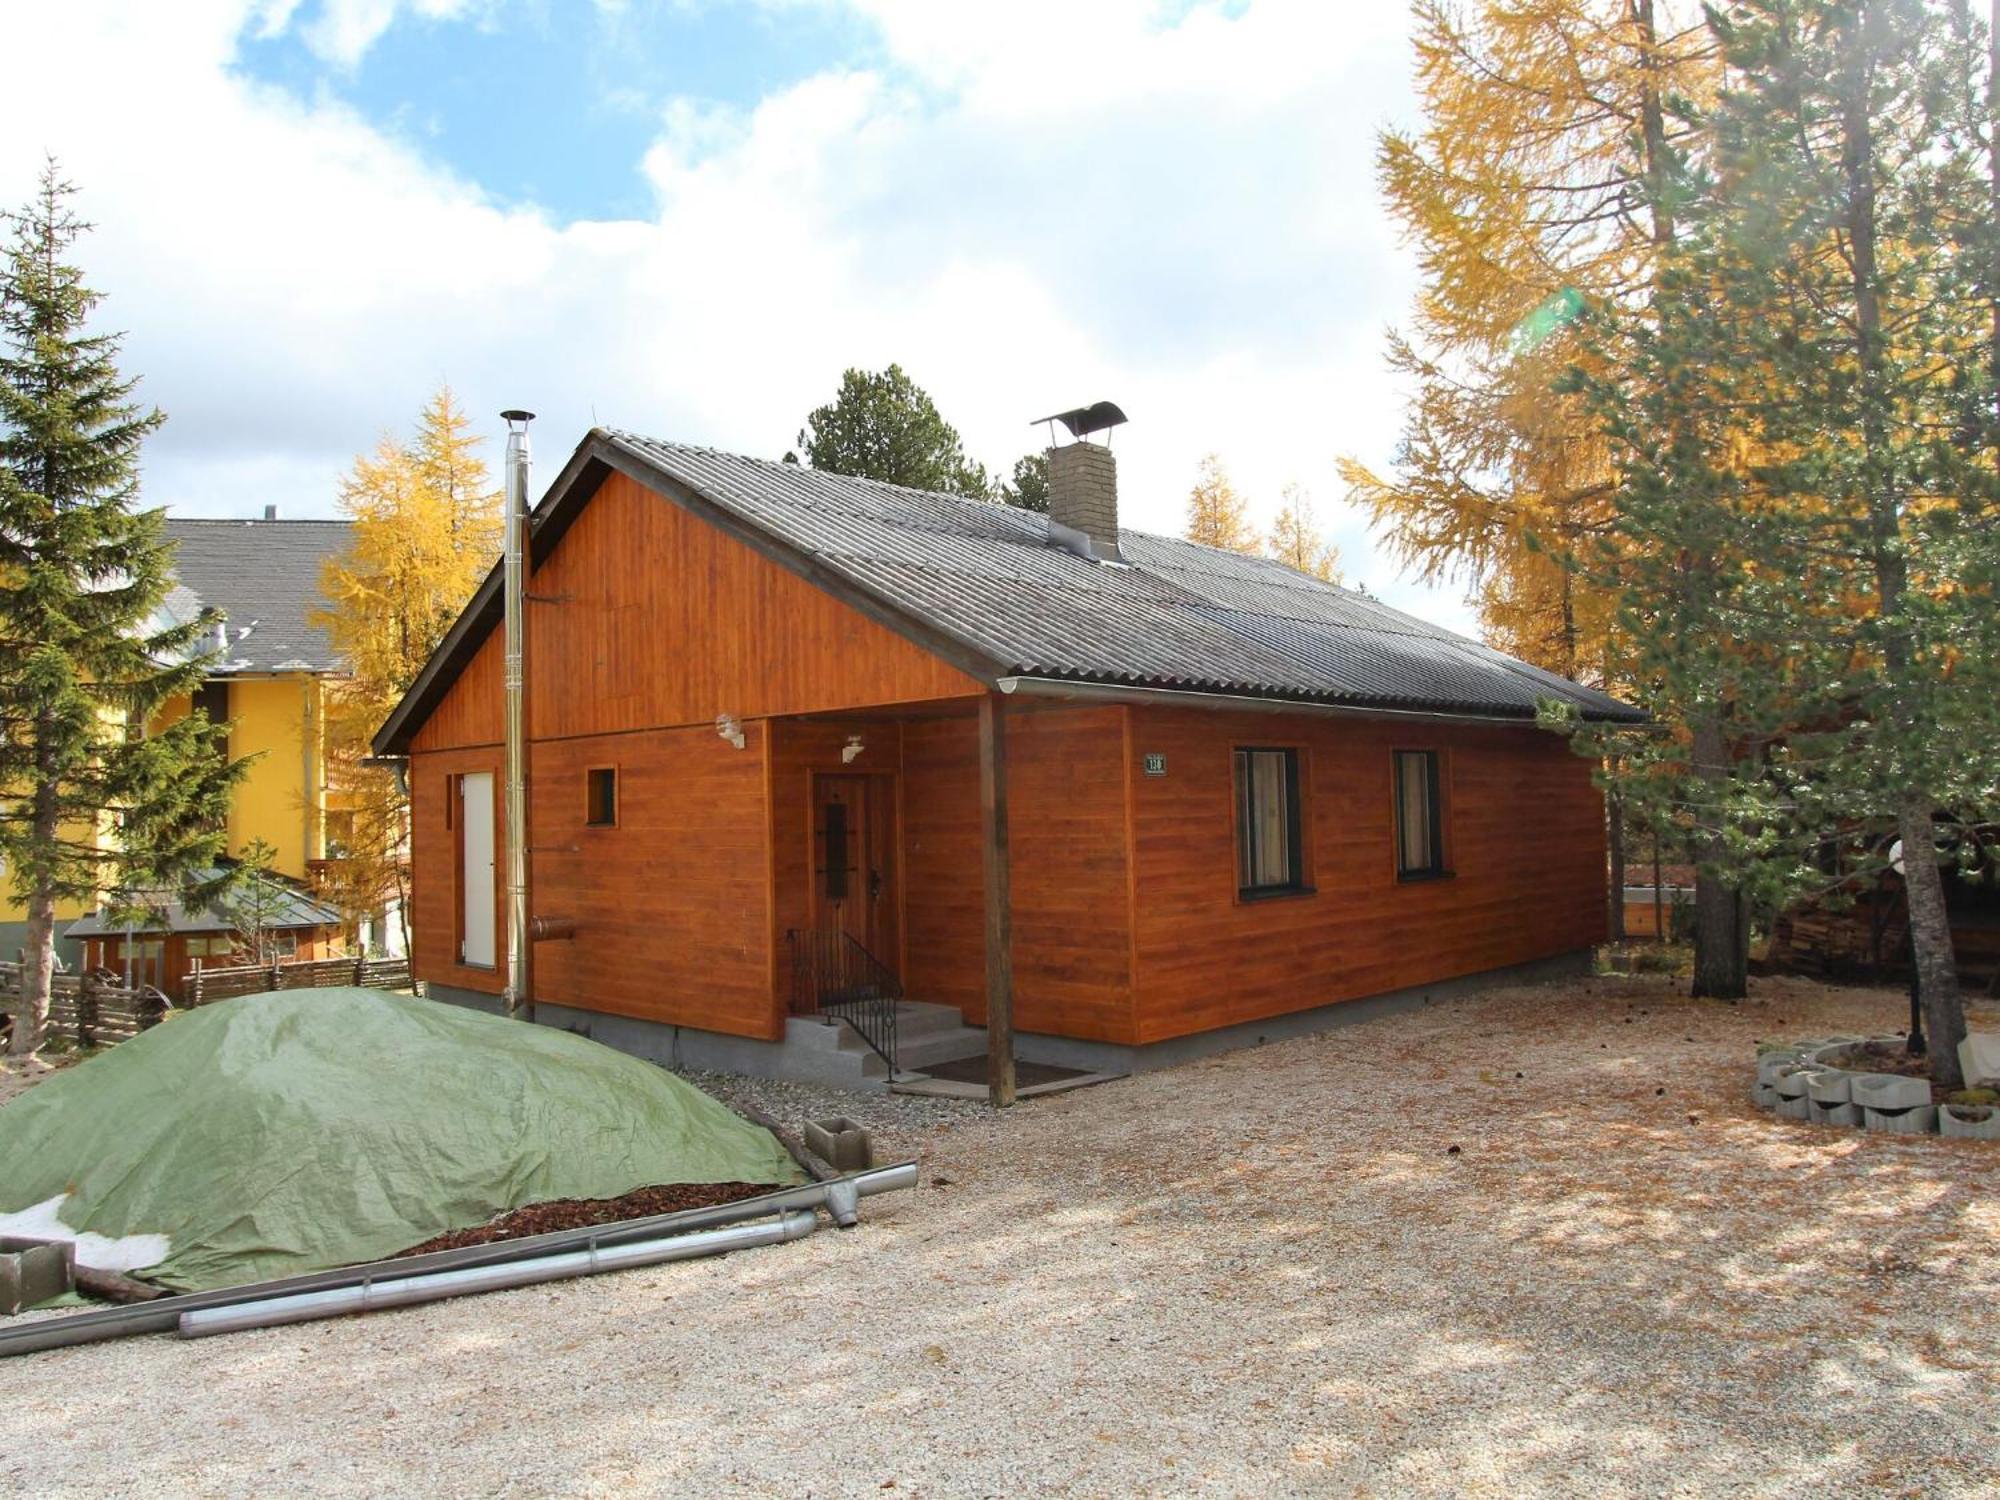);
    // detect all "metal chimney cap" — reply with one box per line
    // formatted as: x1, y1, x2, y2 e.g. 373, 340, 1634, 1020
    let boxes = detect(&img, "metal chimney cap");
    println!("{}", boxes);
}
1032, 401, 1127, 441
500, 409, 536, 424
